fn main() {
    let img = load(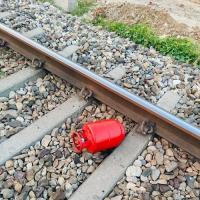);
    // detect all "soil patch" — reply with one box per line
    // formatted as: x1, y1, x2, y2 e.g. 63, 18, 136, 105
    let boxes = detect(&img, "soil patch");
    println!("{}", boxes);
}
97, 3, 200, 43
